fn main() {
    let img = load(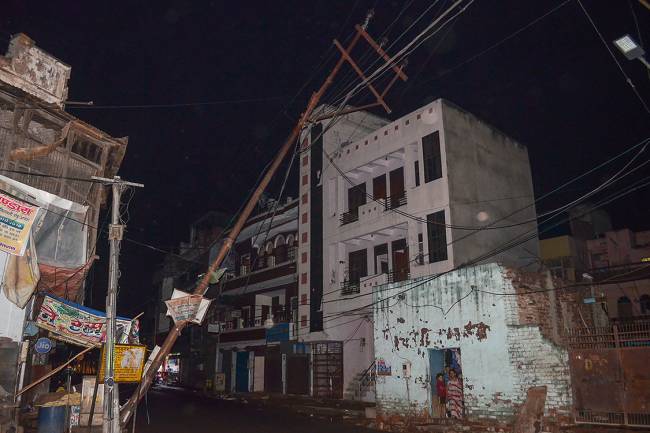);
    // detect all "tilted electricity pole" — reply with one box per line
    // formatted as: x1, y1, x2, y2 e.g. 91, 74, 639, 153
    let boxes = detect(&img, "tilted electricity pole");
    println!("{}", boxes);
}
92, 175, 144, 433
120, 12, 406, 427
